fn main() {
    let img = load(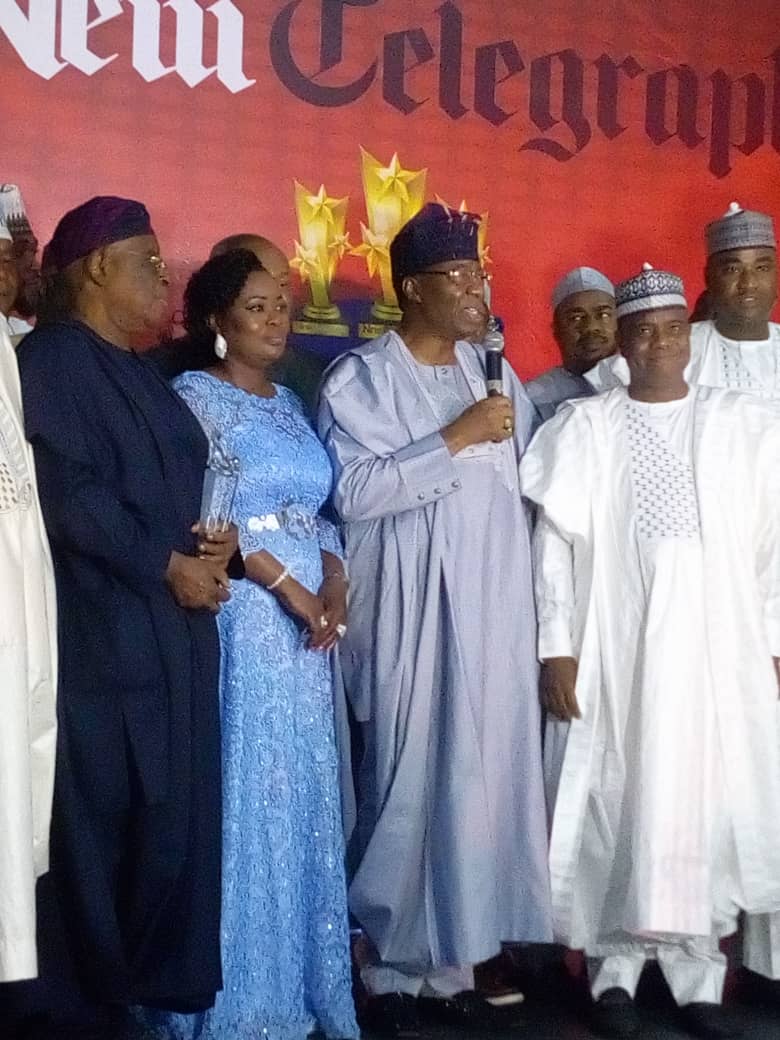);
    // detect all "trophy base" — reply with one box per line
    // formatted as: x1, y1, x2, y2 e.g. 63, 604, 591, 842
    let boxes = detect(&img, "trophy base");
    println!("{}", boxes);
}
371, 300, 402, 323
303, 302, 342, 322
292, 318, 350, 337
358, 321, 397, 340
